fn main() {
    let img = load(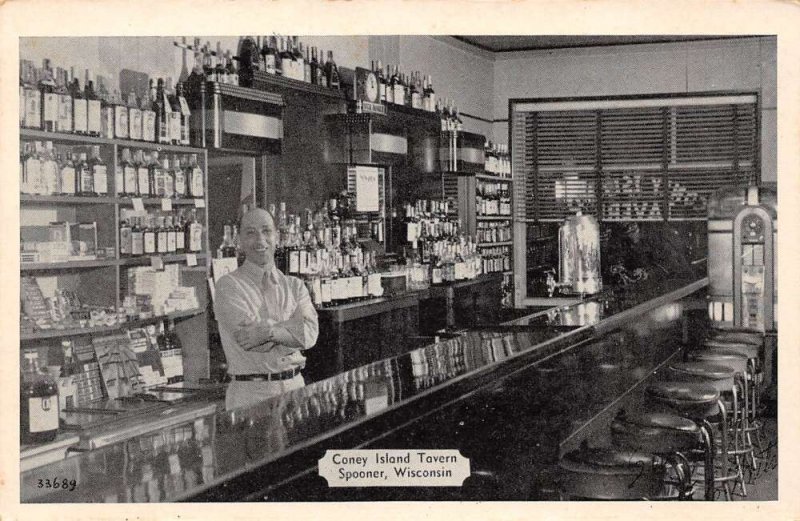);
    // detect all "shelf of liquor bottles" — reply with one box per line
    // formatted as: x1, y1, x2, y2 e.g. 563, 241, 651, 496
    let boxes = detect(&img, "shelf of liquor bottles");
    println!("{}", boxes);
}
20, 308, 204, 343
20, 126, 211, 348
21, 129, 206, 155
